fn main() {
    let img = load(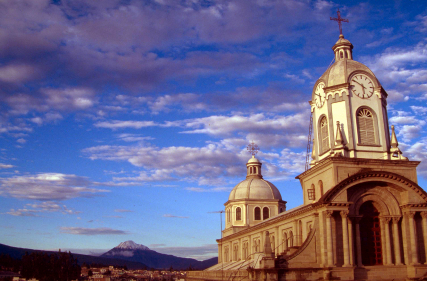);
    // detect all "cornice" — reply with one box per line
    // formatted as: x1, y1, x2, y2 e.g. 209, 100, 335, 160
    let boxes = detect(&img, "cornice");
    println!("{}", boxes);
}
296, 157, 420, 180
324, 82, 349, 93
